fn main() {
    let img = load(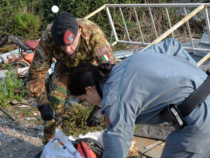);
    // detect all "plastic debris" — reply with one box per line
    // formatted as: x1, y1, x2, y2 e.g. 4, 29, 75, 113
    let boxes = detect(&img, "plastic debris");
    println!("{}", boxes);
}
38, 132, 44, 136
18, 105, 30, 108
18, 115, 24, 118
34, 111, 40, 116
69, 131, 104, 148
10, 99, 19, 105
41, 129, 82, 158
25, 117, 36, 120
35, 126, 44, 131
